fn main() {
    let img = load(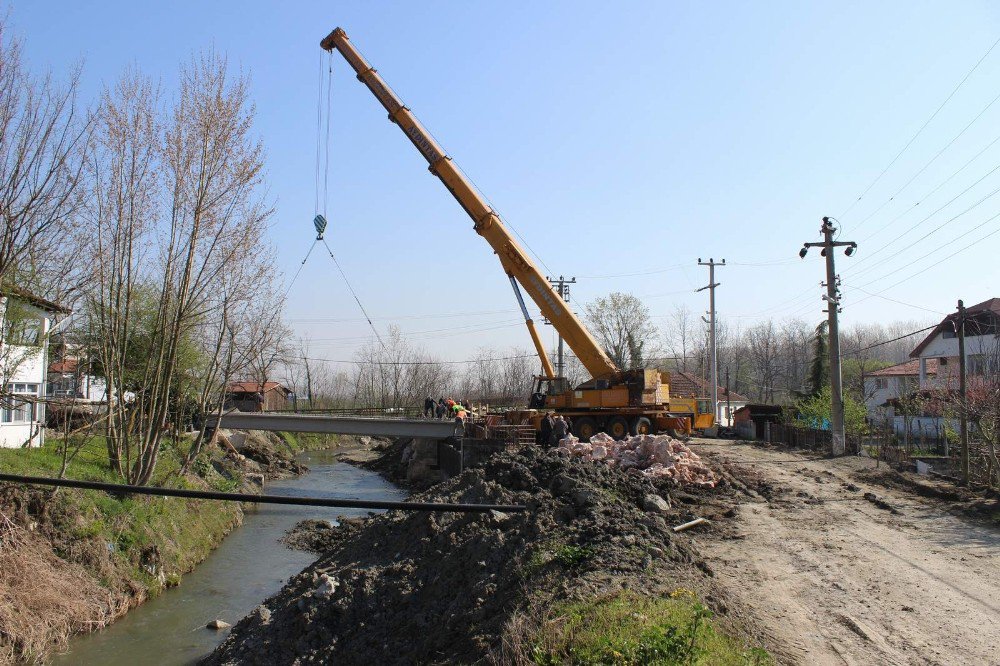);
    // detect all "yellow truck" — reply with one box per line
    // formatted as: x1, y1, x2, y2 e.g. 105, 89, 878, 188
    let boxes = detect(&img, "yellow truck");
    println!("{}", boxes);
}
321, 28, 715, 440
